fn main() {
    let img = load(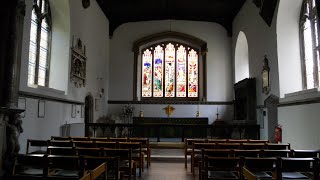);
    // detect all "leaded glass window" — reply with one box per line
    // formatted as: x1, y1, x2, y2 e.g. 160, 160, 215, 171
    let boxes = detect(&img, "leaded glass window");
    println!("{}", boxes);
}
28, 0, 51, 86
141, 42, 199, 99
300, 0, 320, 89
